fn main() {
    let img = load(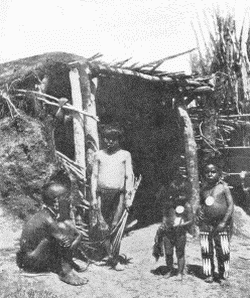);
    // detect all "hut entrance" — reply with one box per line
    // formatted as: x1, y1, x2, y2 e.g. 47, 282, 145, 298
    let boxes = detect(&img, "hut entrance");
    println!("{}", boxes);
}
44, 69, 186, 226
34, 68, 188, 227
95, 75, 185, 225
